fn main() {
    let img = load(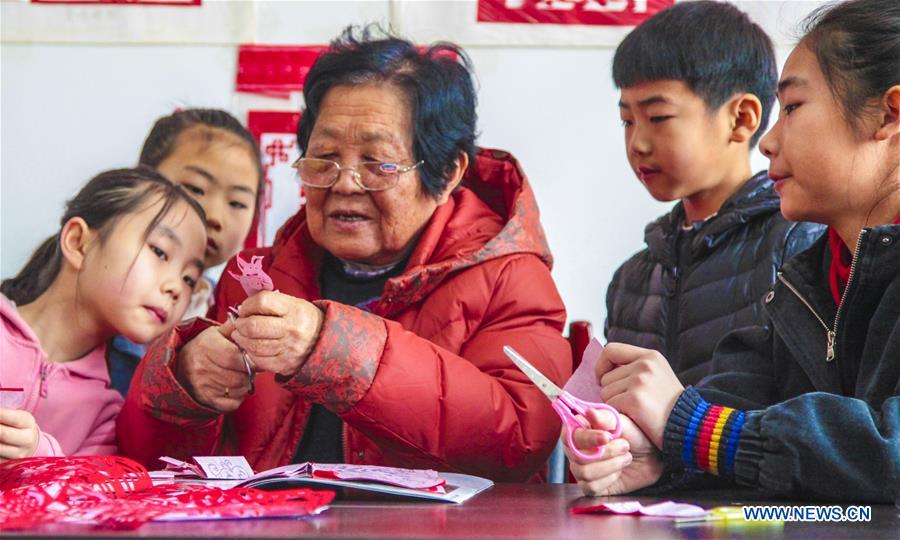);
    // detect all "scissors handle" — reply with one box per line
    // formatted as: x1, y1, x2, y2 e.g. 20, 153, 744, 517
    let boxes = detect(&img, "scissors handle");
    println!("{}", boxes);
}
227, 311, 256, 395
555, 393, 622, 461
